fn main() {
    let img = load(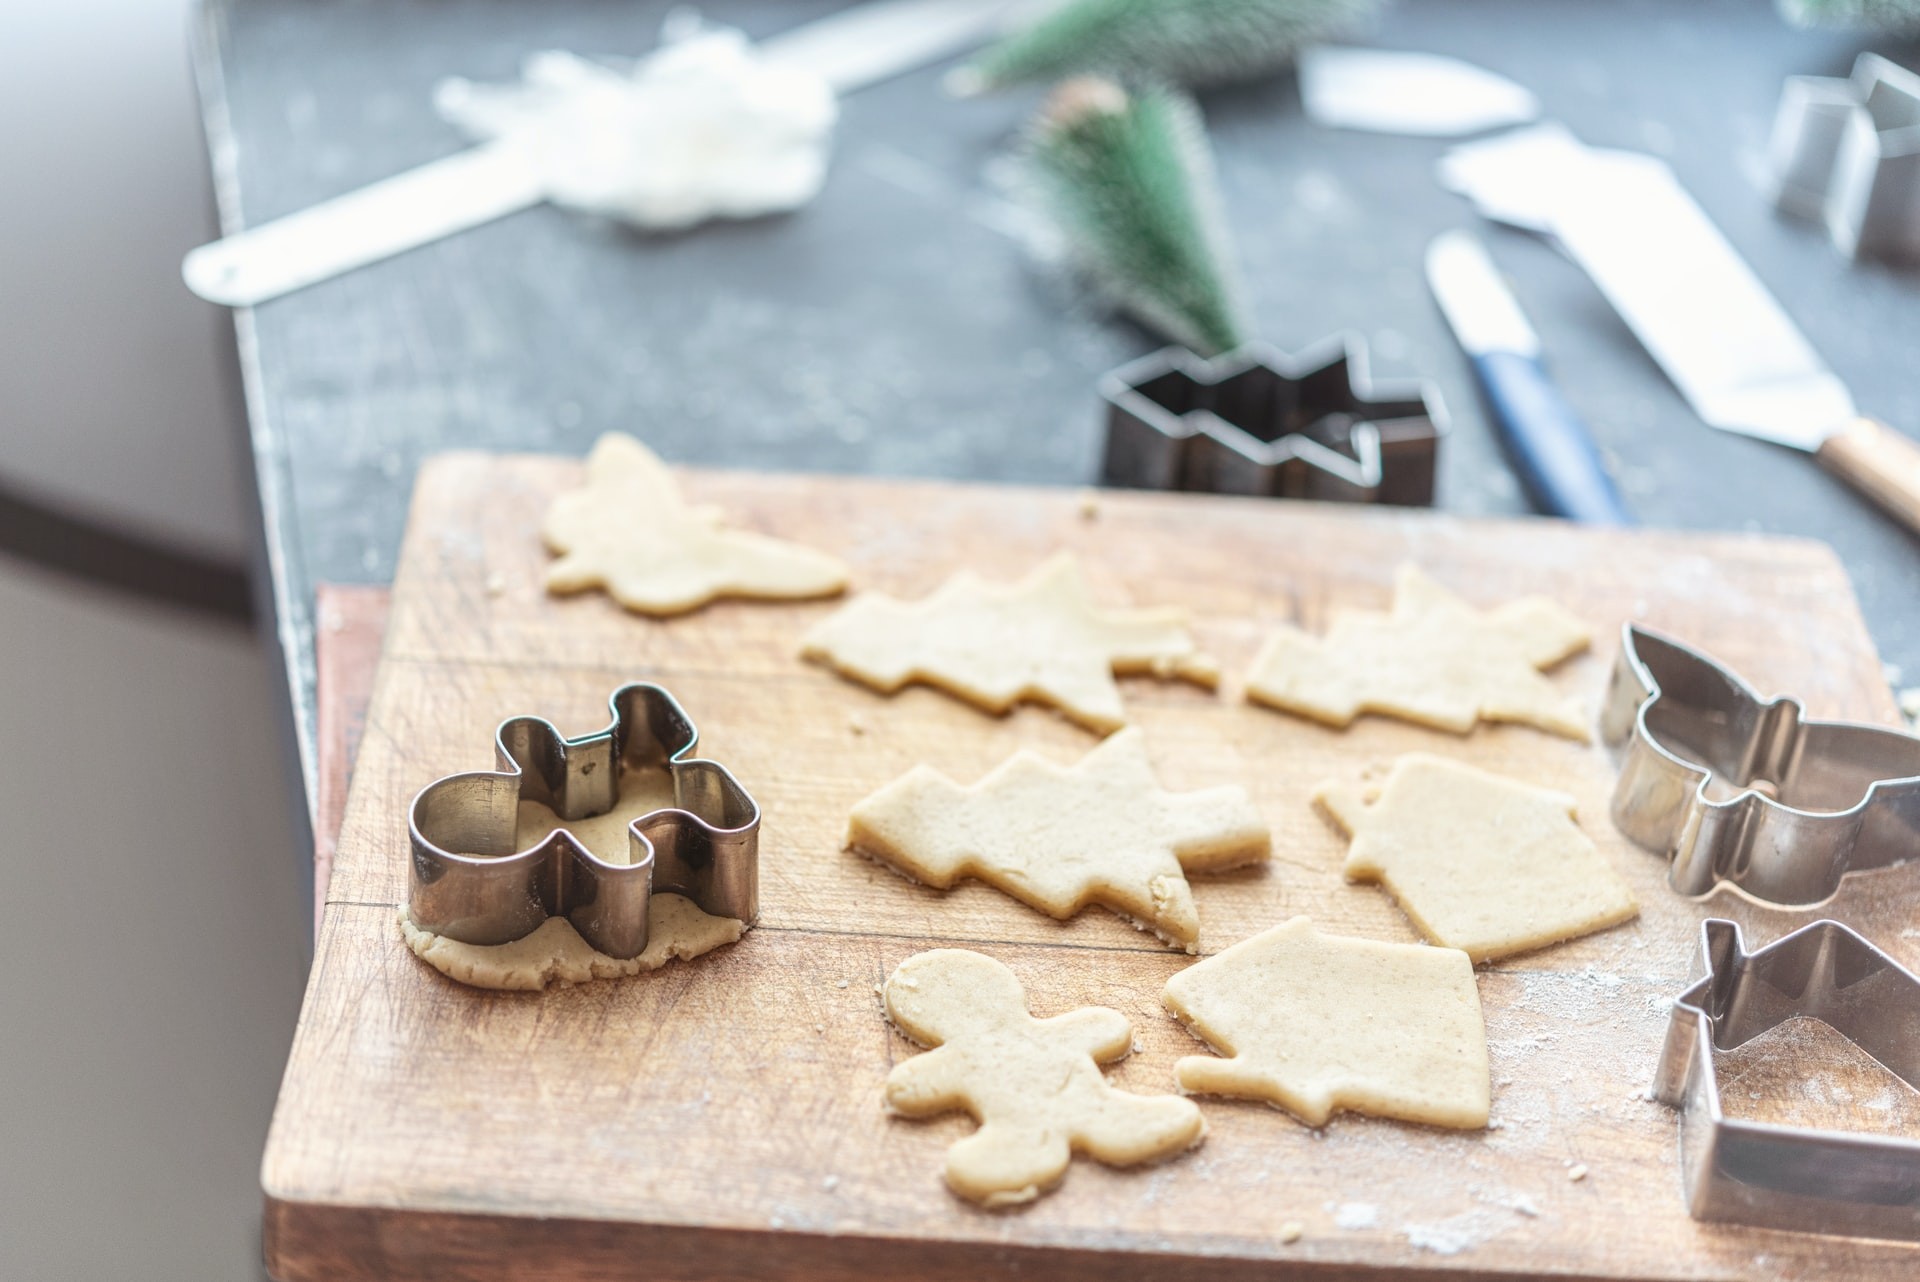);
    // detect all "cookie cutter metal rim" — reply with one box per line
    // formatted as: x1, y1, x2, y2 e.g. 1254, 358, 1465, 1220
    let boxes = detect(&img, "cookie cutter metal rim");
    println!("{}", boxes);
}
1652, 916, 1920, 1241
1599, 623, 1920, 908
1770, 52, 1920, 261
407, 682, 759, 960
1097, 332, 1448, 505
